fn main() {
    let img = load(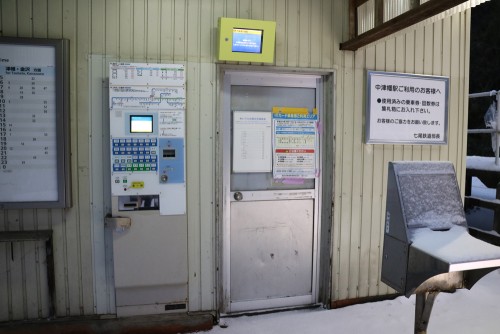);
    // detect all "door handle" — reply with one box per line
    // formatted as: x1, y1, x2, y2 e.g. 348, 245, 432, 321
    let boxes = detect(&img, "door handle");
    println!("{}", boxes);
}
234, 192, 243, 201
